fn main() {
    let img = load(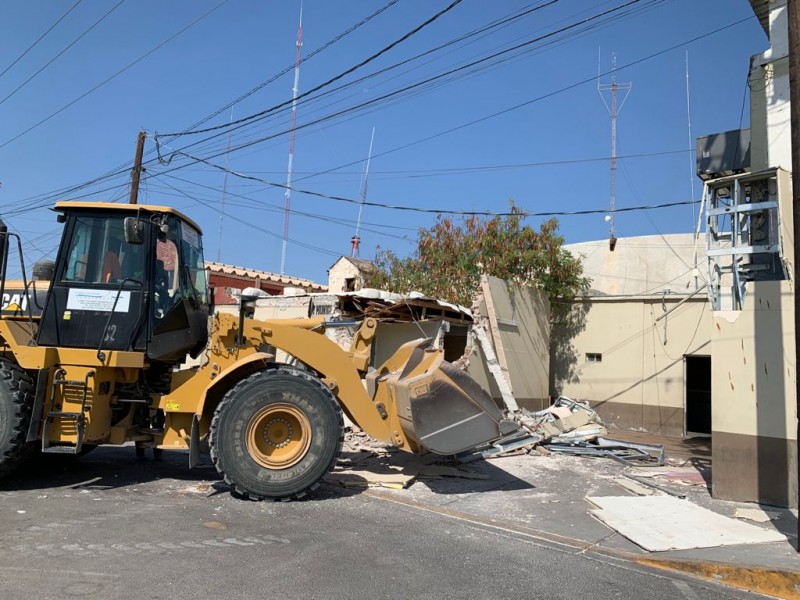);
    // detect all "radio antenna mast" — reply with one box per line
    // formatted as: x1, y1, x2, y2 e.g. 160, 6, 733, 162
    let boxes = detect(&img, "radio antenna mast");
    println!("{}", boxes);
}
280, 2, 303, 275
598, 50, 632, 251
351, 127, 375, 258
